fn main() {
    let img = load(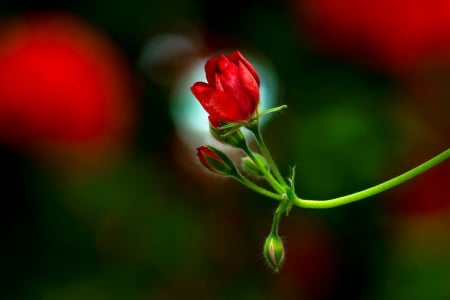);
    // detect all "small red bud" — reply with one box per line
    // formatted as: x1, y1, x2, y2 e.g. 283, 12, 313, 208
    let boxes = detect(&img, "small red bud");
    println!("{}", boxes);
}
196, 145, 237, 176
